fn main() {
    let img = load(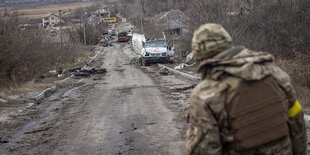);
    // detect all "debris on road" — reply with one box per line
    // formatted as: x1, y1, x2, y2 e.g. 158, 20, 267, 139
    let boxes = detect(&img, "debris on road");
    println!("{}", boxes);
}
130, 57, 141, 66
34, 86, 57, 102
100, 40, 113, 47
173, 84, 196, 91
57, 74, 64, 78
158, 64, 201, 81
93, 77, 103, 81
47, 70, 57, 77
118, 32, 130, 42
119, 123, 138, 134
69, 67, 82, 73
185, 52, 194, 64
35, 76, 45, 84
0, 99, 7, 103
0, 140, 9, 144
79, 67, 107, 74
146, 122, 156, 126
26, 103, 35, 108
35, 69, 66, 84
159, 68, 169, 75
8, 109, 24, 118
74, 72, 91, 77
24, 126, 52, 134
174, 52, 196, 70
174, 62, 196, 70
69, 67, 107, 77
108, 29, 116, 36
119, 128, 137, 134
113, 68, 125, 72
